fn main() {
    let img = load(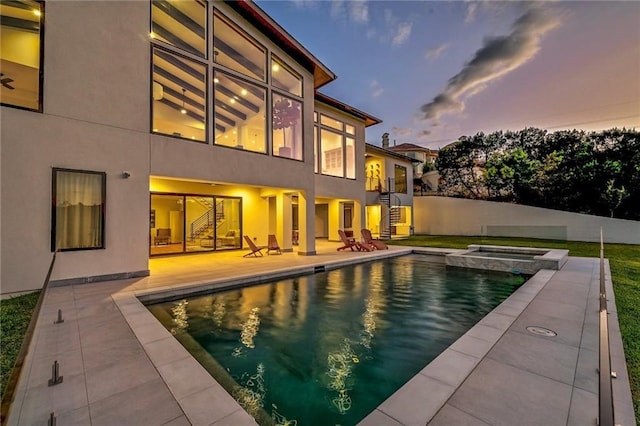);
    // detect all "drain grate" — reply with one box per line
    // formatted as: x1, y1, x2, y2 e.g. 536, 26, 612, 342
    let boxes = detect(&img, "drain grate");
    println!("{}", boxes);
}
526, 326, 557, 337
